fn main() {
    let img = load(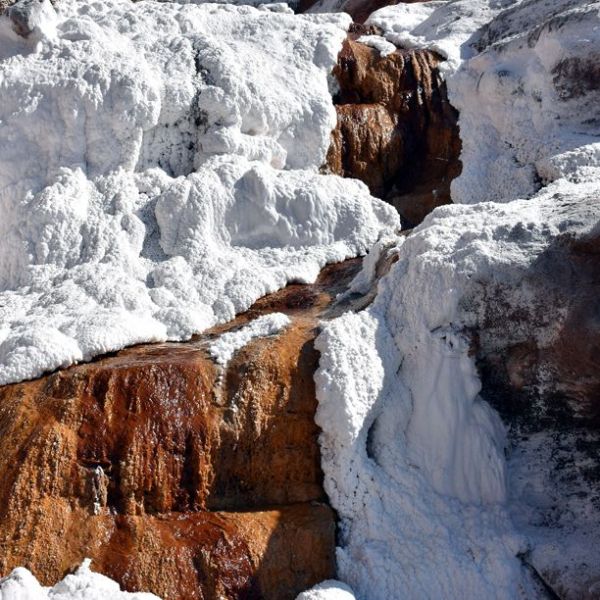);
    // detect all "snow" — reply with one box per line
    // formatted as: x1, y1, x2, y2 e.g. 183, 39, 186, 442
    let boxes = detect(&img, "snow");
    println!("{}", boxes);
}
0, 0, 398, 385
315, 180, 600, 600
365, 1, 499, 72
295, 580, 356, 600
310, 1, 600, 597
209, 312, 290, 367
355, 35, 396, 57
0, 560, 159, 599
366, 0, 600, 204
